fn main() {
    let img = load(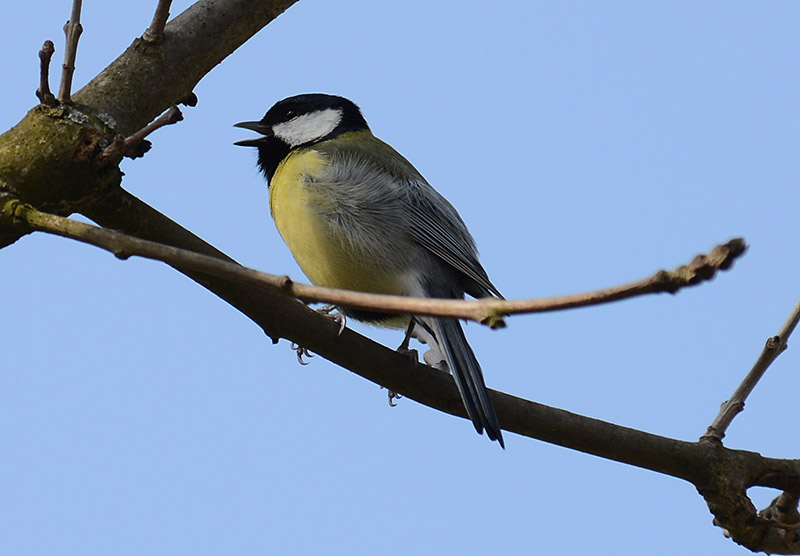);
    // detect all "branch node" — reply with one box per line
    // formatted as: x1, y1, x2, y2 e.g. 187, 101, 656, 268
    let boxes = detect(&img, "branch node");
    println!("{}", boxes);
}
699, 427, 725, 443
278, 275, 294, 290
142, 0, 173, 44
651, 269, 676, 293
759, 492, 800, 527
97, 106, 183, 165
